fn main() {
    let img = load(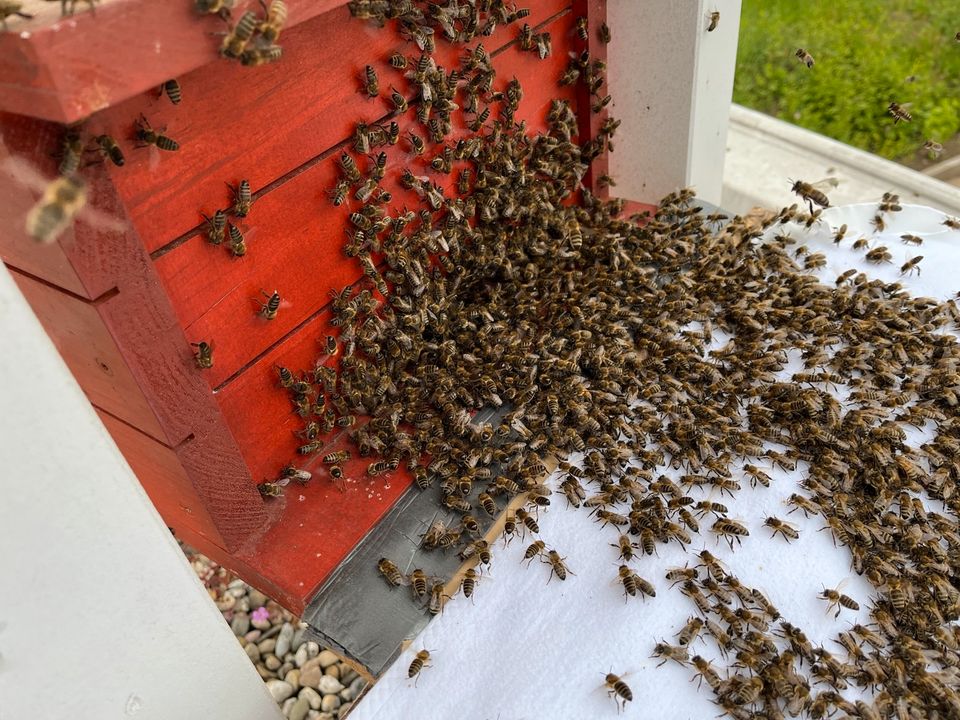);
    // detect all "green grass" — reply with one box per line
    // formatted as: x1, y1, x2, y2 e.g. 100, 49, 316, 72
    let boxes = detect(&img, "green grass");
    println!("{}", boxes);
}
734, 0, 960, 160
